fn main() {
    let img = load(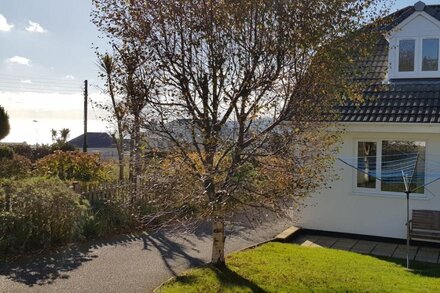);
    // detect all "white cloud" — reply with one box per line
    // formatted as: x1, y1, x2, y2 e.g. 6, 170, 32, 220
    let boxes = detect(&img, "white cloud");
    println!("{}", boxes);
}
65, 74, 76, 80
20, 79, 33, 84
6, 56, 32, 66
25, 20, 47, 33
0, 14, 13, 32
